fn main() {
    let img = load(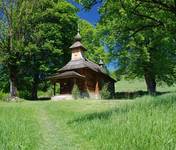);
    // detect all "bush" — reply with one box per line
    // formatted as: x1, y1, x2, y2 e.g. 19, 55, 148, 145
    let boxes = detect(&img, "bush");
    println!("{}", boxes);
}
72, 84, 80, 99
81, 90, 89, 99
18, 90, 31, 100
0, 91, 10, 102
100, 84, 111, 99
